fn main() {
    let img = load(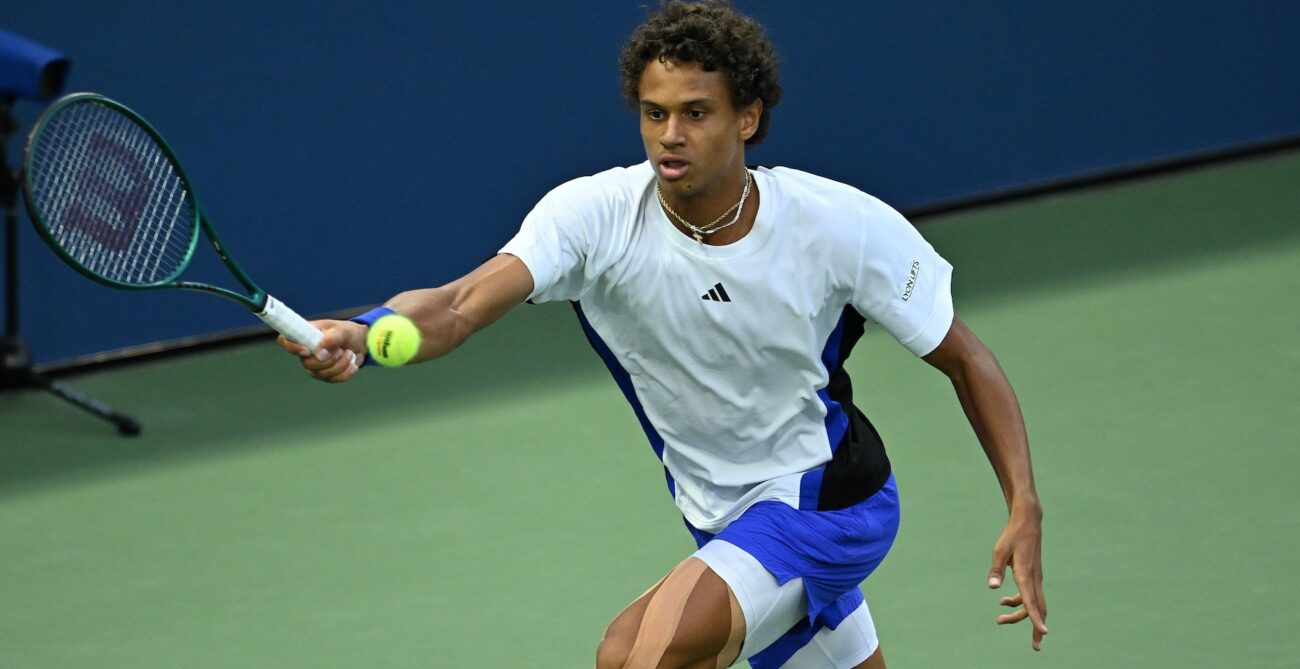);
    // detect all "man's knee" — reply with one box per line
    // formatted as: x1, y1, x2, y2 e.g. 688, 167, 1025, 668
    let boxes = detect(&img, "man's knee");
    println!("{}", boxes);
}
595, 623, 635, 669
